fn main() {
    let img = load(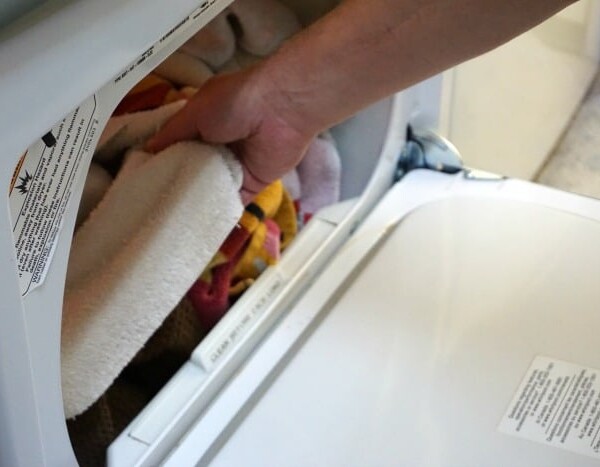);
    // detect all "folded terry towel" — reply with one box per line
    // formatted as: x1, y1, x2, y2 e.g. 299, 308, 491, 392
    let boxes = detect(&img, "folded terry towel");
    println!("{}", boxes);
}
62, 141, 243, 418
76, 163, 112, 229
228, 0, 301, 56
